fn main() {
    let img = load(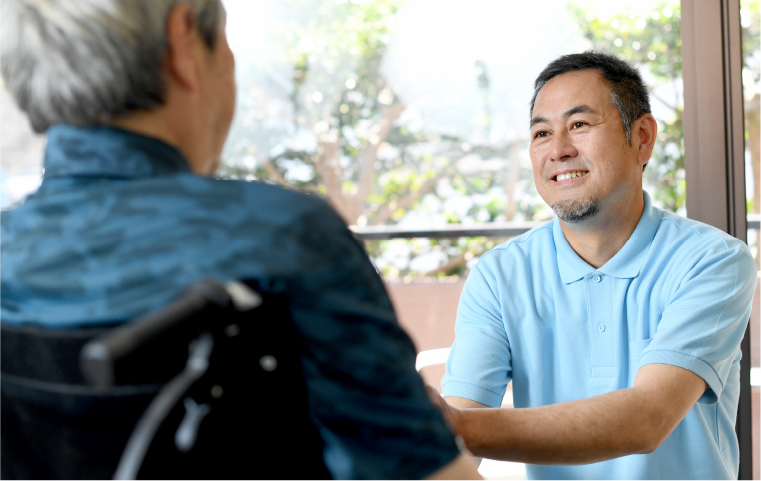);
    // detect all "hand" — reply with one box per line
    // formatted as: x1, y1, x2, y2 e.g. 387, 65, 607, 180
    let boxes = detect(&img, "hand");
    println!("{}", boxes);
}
424, 383, 460, 433
425, 384, 480, 465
